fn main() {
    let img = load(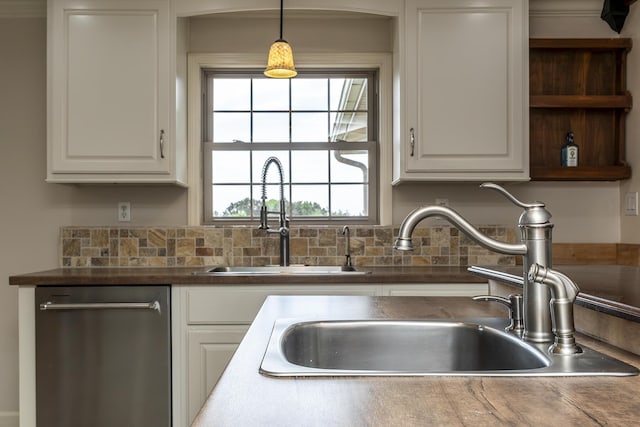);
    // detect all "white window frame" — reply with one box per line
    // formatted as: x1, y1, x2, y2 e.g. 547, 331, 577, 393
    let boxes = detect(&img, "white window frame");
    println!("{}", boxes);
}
187, 52, 393, 226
